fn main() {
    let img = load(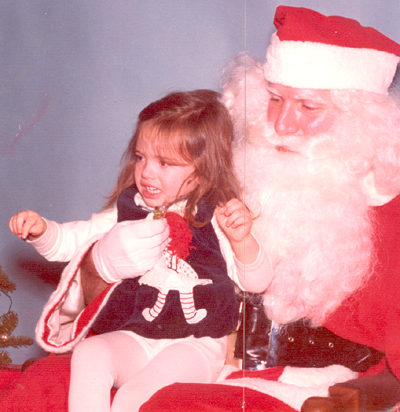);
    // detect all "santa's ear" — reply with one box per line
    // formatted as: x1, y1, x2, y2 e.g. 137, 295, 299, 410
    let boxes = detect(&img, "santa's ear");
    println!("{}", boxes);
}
331, 90, 352, 111
362, 172, 397, 206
